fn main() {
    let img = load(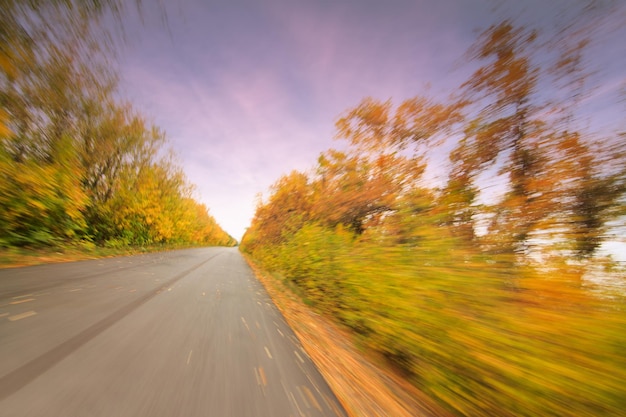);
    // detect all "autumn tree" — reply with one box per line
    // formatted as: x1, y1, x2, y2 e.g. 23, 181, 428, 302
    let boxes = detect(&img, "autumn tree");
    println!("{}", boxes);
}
244, 7, 626, 417
1, 0, 234, 249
